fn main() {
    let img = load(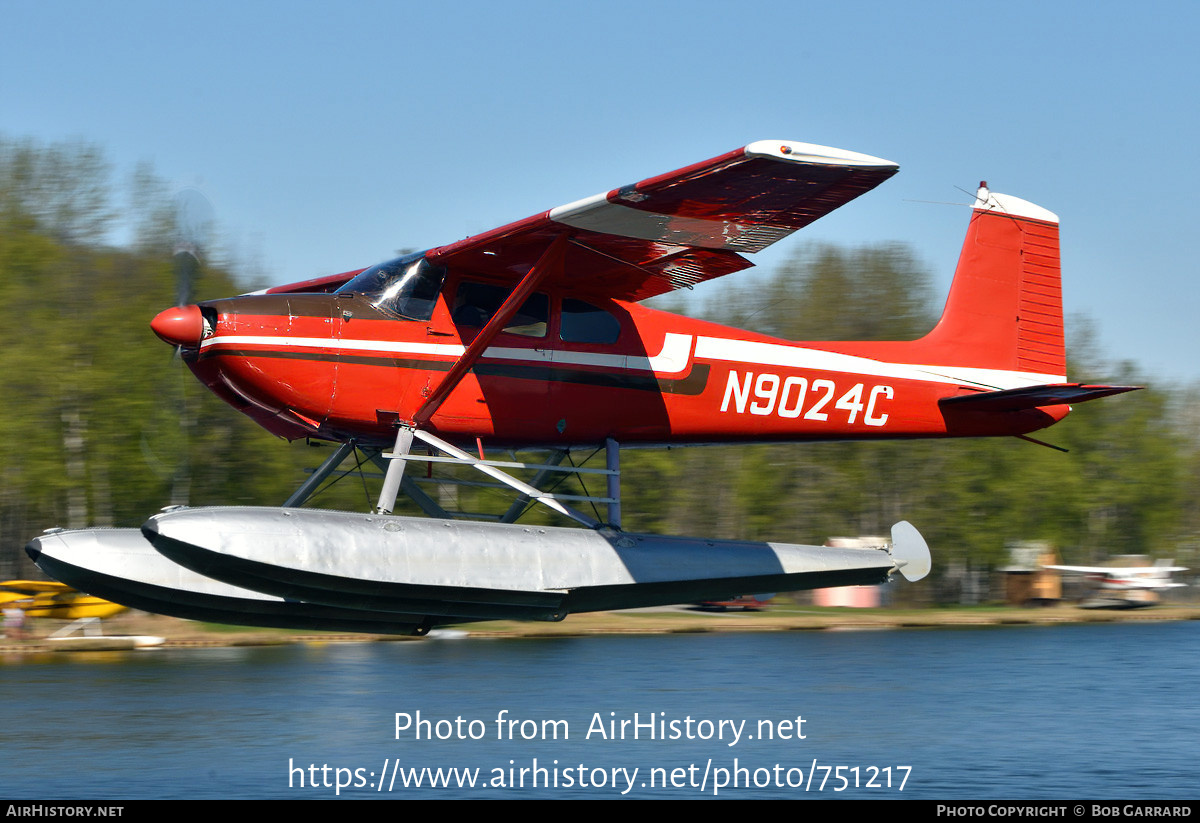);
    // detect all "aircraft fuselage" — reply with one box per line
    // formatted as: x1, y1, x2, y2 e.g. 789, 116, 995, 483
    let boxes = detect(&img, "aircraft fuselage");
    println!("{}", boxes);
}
182, 274, 1068, 449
